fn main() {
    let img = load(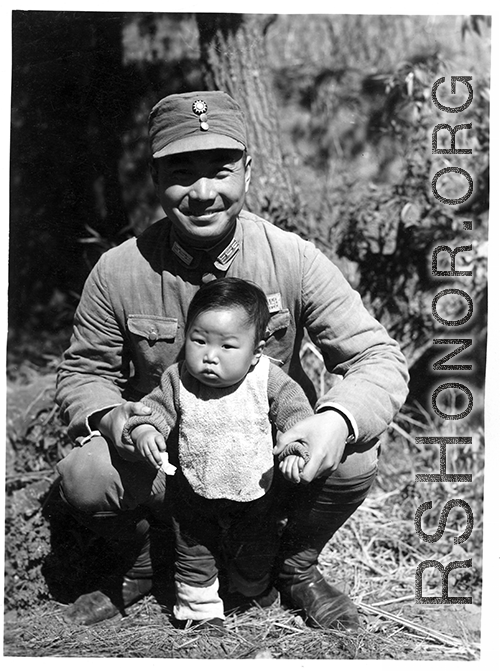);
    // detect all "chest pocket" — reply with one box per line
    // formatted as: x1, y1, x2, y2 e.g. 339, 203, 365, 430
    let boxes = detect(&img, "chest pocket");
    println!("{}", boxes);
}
127, 315, 179, 344
265, 309, 291, 339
